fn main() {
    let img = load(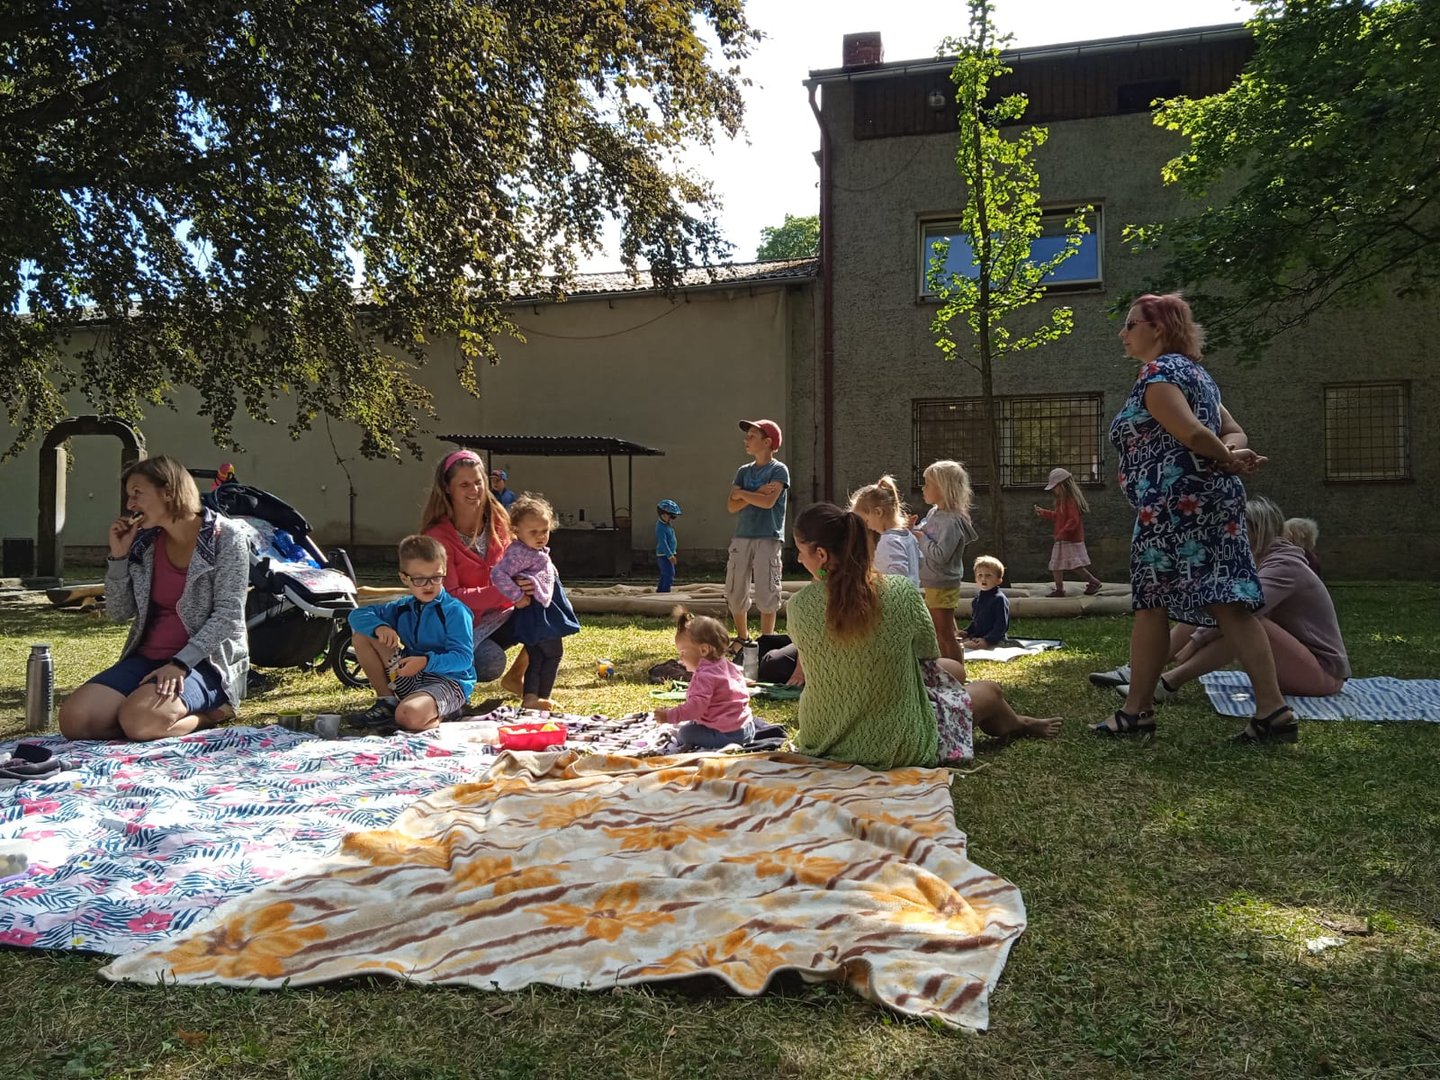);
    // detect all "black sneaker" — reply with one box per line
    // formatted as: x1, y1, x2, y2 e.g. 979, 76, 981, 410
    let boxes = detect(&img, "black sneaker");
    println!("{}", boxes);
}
344, 698, 397, 730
